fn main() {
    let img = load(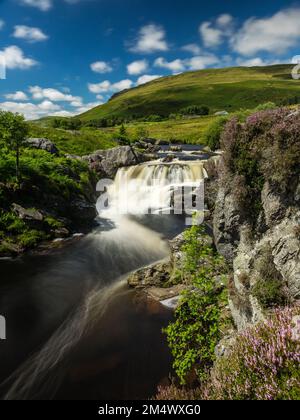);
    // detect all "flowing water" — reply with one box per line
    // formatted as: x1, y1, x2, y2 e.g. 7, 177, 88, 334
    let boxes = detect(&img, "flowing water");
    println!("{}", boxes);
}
0, 149, 209, 400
